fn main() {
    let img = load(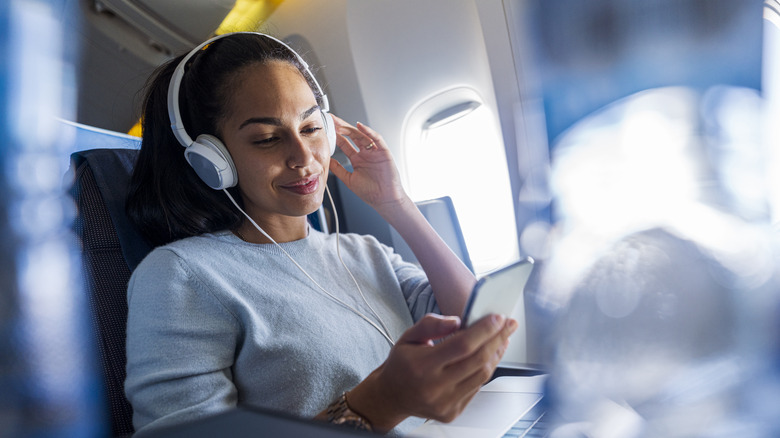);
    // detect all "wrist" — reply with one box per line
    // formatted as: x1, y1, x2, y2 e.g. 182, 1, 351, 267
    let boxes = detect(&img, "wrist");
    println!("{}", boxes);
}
325, 391, 373, 432
347, 368, 407, 434
373, 195, 416, 224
